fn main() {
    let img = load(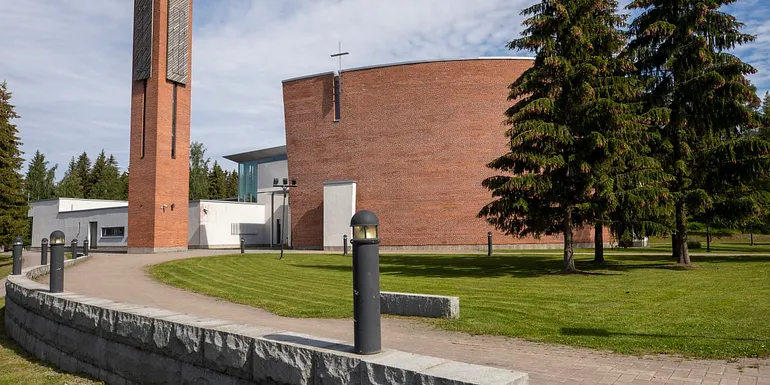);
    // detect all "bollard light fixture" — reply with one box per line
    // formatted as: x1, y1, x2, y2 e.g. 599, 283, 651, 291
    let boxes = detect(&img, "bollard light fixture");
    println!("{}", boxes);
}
50, 230, 66, 245
349, 209, 381, 355
351, 210, 379, 241
14, 236, 23, 246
